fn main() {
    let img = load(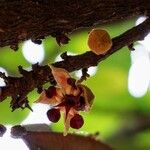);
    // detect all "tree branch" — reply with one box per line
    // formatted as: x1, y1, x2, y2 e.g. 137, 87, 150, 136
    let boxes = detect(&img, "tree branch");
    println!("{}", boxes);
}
0, 17, 149, 110
0, 0, 149, 49
11, 125, 112, 150
54, 17, 150, 71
